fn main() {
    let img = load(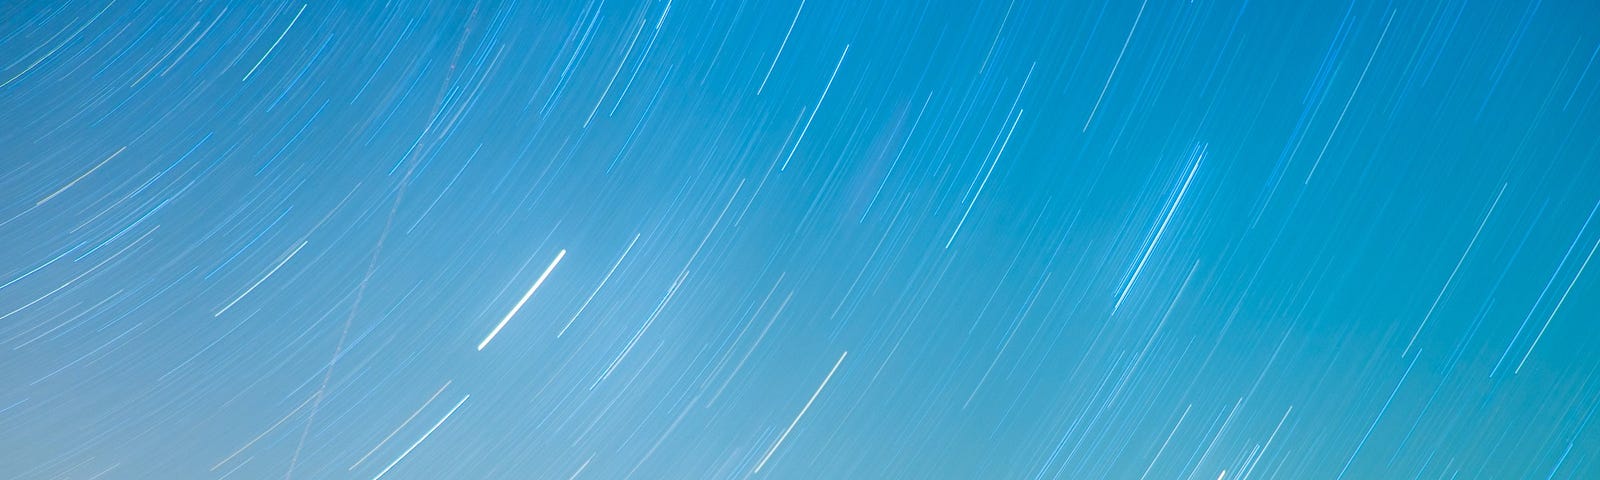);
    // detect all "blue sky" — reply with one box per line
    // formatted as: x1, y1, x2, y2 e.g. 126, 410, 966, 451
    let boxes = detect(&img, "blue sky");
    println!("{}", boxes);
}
2, 0, 1599, 478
